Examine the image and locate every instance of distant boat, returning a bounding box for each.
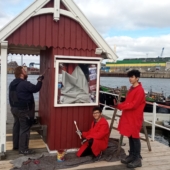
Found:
[99,85,170,114]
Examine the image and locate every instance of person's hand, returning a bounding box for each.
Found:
[37,75,44,81]
[81,139,87,145]
[76,130,82,136]
[113,99,118,106]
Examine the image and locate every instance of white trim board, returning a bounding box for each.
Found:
[55,55,103,60]
[54,55,103,68]
[0,41,8,153]
[54,0,60,21]
[0,0,118,61]
[54,59,100,107]
[45,144,78,154]
[34,8,77,21]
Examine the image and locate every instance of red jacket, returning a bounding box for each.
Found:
[117,83,145,138]
[77,117,109,157]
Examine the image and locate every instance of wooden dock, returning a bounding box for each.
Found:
[0,103,48,169]
[1,105,170,170]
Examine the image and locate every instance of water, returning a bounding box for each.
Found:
[0,74,39,102]
[1,74,170,146]
[141,128,170,147]
[2,75,170,101]
[100,77,170,147]
[100,77,170,97]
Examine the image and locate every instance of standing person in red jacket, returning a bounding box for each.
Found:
[76,106,109,161]
[115,70,145,168]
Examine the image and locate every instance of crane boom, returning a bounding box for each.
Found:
[29,62,40,68]
[160,47,164,58]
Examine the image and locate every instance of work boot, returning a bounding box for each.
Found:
[19,149,35,155]
[121,154,134,164]
[127,157,142,168]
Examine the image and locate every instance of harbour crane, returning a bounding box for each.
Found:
[29,62,40,68]
[158,47,164,58]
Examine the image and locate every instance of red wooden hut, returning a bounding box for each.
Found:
[0,0,117,153]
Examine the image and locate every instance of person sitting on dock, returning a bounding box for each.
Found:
[9,66,44,155]
[76,106,109,161]
[114,70,145,168]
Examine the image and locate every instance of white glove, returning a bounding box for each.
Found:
[81,139,87,145]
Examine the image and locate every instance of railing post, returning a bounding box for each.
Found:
[0,41,8,156]
[151,102,157,141]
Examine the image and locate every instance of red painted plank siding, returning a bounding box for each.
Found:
[43,0,68,10]
[42,48,96,150]
[6,15,98,52]
[40,47,97,150]
[43,0,54,8]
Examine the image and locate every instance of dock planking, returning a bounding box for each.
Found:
[1,105,170,170]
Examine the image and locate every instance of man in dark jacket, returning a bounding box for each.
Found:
[9,66,44,155]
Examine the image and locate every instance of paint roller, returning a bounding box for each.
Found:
[41,67,50,76]
[74,121,82,139]
[37,67,49,81]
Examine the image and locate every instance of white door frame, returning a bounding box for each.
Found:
[0,41,8,153]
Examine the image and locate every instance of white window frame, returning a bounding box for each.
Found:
[54,59,100,107]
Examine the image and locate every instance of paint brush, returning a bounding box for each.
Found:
[42,67,49,76]
[74,121,82,139]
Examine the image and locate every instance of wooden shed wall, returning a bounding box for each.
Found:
[6,9,100,150]
[40,47,98,150]
[6,14,97,51]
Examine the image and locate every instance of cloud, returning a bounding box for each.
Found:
[74,0,170,33]
[73,0,170,59]
[105,35,170,59]
[0,12,13,29]
[1,0,170,62]
[1,0,170,32]
[0,1,34,29]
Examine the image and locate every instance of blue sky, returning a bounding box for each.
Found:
[3,1,34,14]
[0,1,34,20]
[1,0,170,66]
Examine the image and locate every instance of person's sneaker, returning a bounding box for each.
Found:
[19,149,35,155]
[93,152,102,162]
[127,157,142,168]
[121,154,134,164]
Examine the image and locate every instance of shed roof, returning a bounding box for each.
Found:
[0,0,118,61]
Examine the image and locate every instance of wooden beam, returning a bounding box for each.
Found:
[8,45,46,55]
[0,41,8,154]
[54,0,60,21]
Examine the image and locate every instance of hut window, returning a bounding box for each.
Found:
[54,59,100,107]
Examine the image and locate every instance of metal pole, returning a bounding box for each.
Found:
[151,102,157,141]
[21,55,23,66]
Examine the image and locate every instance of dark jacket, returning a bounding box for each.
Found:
[9,78,42,108]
